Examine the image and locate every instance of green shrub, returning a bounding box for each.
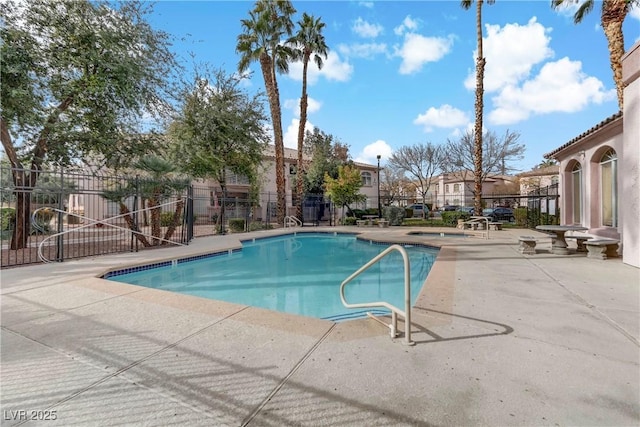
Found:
[365,208,378,216]
[343,216,357,225]
[440,211,469,226]
[0,208,16,231]
[249,221,264,231]
[383,206,405,226]
[160,211,181,227]
[229,218,245,232]
[514,208,528,227]
[348,209,365,219]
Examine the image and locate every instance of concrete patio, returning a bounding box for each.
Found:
[1,227,638,426]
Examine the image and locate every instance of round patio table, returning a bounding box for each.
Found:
[535,225,588,255]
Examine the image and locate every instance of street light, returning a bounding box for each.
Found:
[377,154,382,218]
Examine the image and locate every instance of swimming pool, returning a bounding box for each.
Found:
[106,233,438,321]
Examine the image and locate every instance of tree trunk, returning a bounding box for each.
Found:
[601,0,628,110]
[11,192,30,250]
[259,53,286,226]
[473,0,485,217]
[148,197,161,245]
[120,202,150,247]
[296,54,311,222]
[163,198,185,243]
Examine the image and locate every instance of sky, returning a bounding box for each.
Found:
[147,0,640,172]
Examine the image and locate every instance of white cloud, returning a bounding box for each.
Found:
[283,97,322,117]
[359,1,374,9]
[552,0,583,18]
[352,17,383,38]
[354,140,393,164]
[287,51,353,84]
[464,17,554,93]
[395,33,453,75]
[338,42,388,59]
[394,15,419,36]
[488,57,615,125]
[413,104,470,132]
[631,5,640,21]
[283,118,315,149]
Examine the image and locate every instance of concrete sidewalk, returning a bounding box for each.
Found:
[1,227,638,426]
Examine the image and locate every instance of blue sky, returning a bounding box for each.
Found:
[148,1,640,172]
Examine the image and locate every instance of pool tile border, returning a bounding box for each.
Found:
[101,231,439,282]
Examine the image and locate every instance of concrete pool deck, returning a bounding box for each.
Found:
[1,227,638,426]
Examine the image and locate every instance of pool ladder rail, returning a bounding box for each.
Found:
[284,215,302,228]
[340,244,415,346]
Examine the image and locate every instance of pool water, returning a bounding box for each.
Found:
[107,233,438,321]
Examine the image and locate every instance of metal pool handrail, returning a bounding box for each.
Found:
[284,215,302,227]
[340,244,414,346]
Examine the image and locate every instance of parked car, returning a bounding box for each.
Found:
[487,207,515,222]
[457,206,475,215]
[407,204,429,218]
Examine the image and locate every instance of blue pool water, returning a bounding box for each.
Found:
[107,233,438,321]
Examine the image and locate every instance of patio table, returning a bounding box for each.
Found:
[535,225,588,255]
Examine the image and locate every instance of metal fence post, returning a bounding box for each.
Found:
[55,166,64,262]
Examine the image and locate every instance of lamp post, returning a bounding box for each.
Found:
[377,154,382,218]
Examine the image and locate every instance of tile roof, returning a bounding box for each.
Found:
[544,111,622,159]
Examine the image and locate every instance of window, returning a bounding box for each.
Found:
[571,163,582,224]
[361,171,372,186]
[445,184,449,193]
[600,149,617,227]
[453,184,460,192]
[289,165,297,175]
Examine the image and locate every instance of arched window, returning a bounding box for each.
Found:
[600,149,618,227]
[571,163,582,224]
[361,171,372,186]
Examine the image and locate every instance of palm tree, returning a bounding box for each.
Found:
[552,0,637,110]
[135,155,189,246]
[237,0,296,226]
[461,0,494,218]
[289,13,329,221]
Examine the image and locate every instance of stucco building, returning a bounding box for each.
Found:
[544,40,639,268]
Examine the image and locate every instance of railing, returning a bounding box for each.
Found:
[340,244,414,346]
[284,215,302,228]
[32,201,186,263]
[462,216,490,239]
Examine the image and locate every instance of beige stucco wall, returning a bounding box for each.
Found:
[621,41,640,268]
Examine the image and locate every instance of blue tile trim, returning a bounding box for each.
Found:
[103,260,173,279]
[355,237,439,251]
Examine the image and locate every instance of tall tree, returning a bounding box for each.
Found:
[388,143,446,218]
[289,13,329,221]
[444,129,525,183]
[0,0,177,249]
[461,0,495,220]
[302,127,351,194]
[552,0,637,110]
[168,68,269,232]
[237,0,296,226]
[323,165,366,218]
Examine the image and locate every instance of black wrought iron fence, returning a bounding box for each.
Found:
[481,184,559,228]
[1,166,190,268]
